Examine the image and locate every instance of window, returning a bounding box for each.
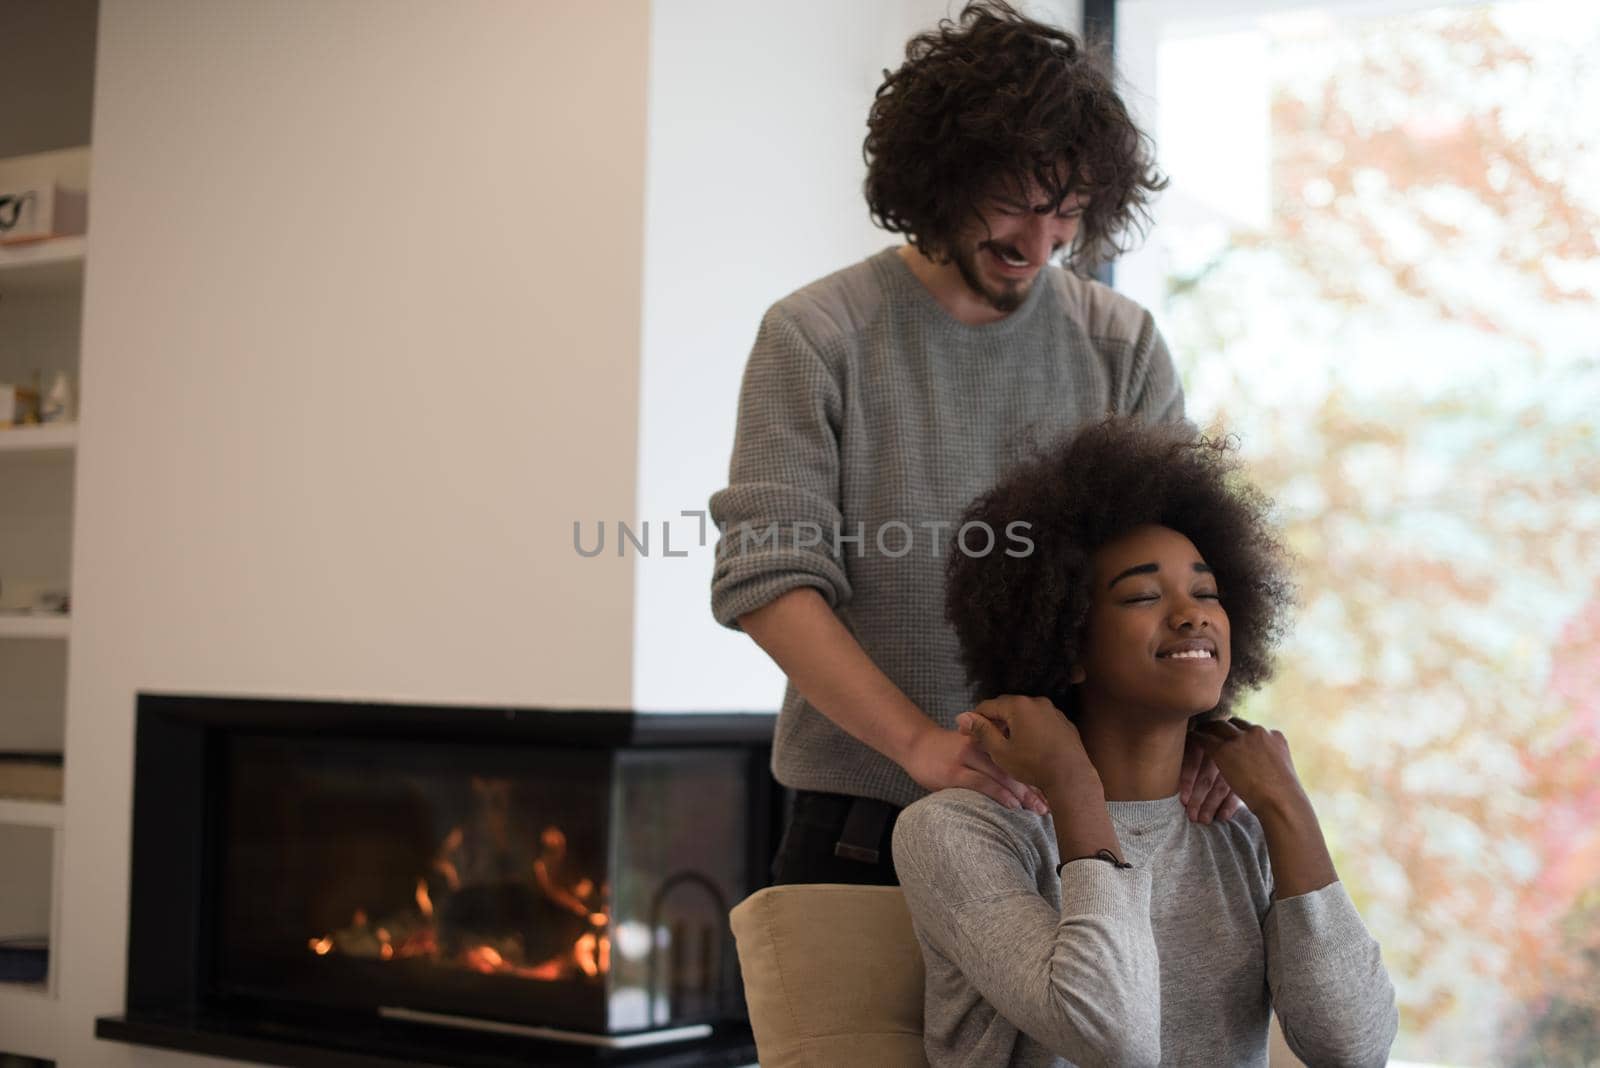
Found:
[1115,2,1600,1063]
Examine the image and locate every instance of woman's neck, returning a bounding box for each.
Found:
[1074,709,1190,802]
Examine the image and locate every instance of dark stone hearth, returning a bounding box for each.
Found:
[98,693,778,1068]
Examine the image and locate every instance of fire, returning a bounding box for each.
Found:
[415,878,434,918]
[306,817,612,981]
[574,933,598,978]
[463,944,504,973]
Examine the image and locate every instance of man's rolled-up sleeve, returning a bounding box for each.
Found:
[709,308,852,630]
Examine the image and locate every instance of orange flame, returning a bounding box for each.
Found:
[575,932,598,977]
[463,944,504,973]
[304,820,612,981]
[415,878,434,919]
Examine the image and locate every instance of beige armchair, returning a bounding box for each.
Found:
[729,884,930,1068]
[730,882,1312,1067]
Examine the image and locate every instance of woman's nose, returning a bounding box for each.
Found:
[1169,597,1209,630]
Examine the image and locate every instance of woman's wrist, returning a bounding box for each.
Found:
[1253,789,1338,898]
[1041,762,1105,809]
[1249,783,1316,831]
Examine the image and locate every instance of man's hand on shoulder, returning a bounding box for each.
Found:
[906,718,1050,815]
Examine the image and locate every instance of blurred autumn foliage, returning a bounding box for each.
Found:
[1147,3,1600,1063]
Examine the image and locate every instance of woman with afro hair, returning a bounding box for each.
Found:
[892,417,1398,1067]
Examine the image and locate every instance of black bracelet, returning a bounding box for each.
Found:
[1055,849,1134,877]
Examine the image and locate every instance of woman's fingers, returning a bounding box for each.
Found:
[968,705,1013,739]
[1194,717,1245,740]
[956,712,1047,815]
[961,711,1002,749]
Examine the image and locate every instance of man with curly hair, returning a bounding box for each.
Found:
[709,1,1237,884]
[891,417,1399,1066]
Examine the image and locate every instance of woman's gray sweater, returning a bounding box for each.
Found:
[892,788,1399,1067]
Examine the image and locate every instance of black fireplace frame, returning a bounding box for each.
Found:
[95,692,780,1068]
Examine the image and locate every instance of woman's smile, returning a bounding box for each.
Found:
[1157,637,1218,663]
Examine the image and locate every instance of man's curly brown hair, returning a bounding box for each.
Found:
[944,417,1295,722]
[864,0,1168,272]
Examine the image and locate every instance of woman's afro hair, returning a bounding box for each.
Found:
[944,417,1295,720]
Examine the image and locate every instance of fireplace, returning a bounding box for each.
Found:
[96,693,779,1068]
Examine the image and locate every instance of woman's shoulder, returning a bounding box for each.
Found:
[897,790,1052,869]
[901,786,1035,832]
[1202,804,1275,897]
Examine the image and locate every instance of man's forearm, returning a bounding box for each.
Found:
[737,587,931,765]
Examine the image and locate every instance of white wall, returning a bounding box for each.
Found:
[632,0,1083,712]
[59,2,649,1063]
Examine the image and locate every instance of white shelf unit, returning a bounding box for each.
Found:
[0,799,63,828]
[0,978,59,1064]
[0,234,87,267]
[0,423,78,453]
[0,814,63,1035]
[0,164,87,1060]
[0,615,70,640]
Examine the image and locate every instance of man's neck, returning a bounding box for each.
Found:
[1074,709,1189,802]
[896,244,1015,327]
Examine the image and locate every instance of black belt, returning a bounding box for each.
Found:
[833,795,899,865]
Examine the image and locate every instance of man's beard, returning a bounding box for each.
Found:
[952,242,1030,313]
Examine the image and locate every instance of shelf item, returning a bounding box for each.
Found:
[0,181,87,246]
[0,754,64,806]
[0,937,48,984]
[0,615,70,640]
[0,423,77,453]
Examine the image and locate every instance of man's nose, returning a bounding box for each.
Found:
[1019,213,1068,263]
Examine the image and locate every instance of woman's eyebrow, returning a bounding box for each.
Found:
[1107,562,1158,590]
[1107,561,1213,590]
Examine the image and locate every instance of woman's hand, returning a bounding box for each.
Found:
[1192,717,1337,897]
[960,702,1245,824]
[954,695,1099,806]
[1190,717,1308,819]
[904,720,1051,814]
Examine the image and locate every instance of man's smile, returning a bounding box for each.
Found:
[983,242,1037,275]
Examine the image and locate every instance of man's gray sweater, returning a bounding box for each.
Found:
[710,247,1184,807]
[893,788,1400,1067]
